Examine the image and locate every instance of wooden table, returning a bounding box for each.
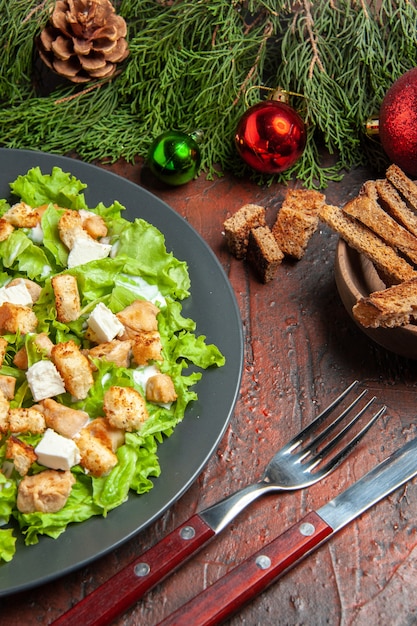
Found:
[2,158,417,625]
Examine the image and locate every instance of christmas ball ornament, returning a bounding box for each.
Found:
[379,67,417,177]
[37,0,129,84]
[148,130,202,186]
[235,100,306,174]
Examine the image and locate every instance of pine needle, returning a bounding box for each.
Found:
[0,0,416,188]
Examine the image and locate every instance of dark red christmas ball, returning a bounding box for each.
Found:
[379,67,417,177]
[235,100,306,174]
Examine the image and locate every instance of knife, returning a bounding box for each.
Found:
[155,436,417,626]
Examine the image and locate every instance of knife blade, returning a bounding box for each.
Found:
[156,436,417,626]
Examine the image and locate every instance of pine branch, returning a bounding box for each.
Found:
[0,0,416,187]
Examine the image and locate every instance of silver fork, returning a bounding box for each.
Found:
[52,380,385,626]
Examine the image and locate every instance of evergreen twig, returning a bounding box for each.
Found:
[0,0,416,188]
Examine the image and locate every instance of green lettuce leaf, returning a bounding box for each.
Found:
[0,529,17,563]
[10,166,88,210]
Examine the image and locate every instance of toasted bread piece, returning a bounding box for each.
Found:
[103,385,149,431]
[223,204,266,259]
[0,218,14,242]
[8,407,46,434]
[375,179,417,239]
[352,276,417,328]
[343,190,417,266]
[386,164,417,212]
[247,226,284,283]
[51,340,94,400]
[76,428,118,476]
[0,389,10,433]
[272,189,325,259]
[319,204,417,284]
[0,337,7,366]
[6,436,37,476]
[0,302,38,334]
[131,331,163,365]
[51,274,81,323]
[3,202,40,228]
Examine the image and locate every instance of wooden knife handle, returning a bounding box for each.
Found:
[157,511,333,626]
[52,513,215,626]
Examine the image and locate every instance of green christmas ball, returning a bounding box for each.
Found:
[147,130,202,186]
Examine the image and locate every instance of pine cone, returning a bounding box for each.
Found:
[37,0,129,84]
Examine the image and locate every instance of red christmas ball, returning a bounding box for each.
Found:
[235,100,306,174]
[379,67,417,177]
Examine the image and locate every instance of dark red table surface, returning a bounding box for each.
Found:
[1,158,417,625]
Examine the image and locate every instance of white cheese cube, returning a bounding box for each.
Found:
[67,237,112,268]
[87,302,125,343]
[26,360,66,401]
[0,281,33,306]
[35,428,81,470]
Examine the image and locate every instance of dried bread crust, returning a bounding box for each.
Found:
[247,225,284,283]
[272,189,325,259]
[343,190,417,266]
[353,277,417,328]
[319,203,417,285]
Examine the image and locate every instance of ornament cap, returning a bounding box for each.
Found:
[270,88,289,103]
[190,129,204,144]
[365,117,379,136]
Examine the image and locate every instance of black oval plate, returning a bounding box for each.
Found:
[0,149,243,596]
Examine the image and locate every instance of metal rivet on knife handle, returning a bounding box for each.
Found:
[180,525,196,540]
[255,555,271,570]
[299,522,315,536]
[134,563,150,577]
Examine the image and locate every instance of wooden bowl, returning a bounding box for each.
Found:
[334,238,417,359]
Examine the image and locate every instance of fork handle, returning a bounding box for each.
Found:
[156,511,333,626]
[51,514,215,626]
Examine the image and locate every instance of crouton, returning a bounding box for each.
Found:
[38,398,89,438]
[0,389,10,433]
[247,225,284,283]
[51,340,94,400]
[7,278,42,303]
[146,374,178,404]
[13,332,54,370]
[103,385,149,431]
[3,202,40,228]
[51,274,81,323]
[6,436,37,476]
[79,211,108,239]
[0,218,14,242]
[76,428,118,476]
[223,204,267,259]
[116,300,160,337]
[131,331,163,366]
[0,302,38,334]
[58,209,90,250]
[84,417,125,451]
[8,407,46,434]
[0,337,7,365]
[16,469,75,513]
[0,374,16,399]
[87,339,132,370]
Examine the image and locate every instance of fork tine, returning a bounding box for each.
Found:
[297,389,370,462]
[308,403,386,475]
[286,380,360,453]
